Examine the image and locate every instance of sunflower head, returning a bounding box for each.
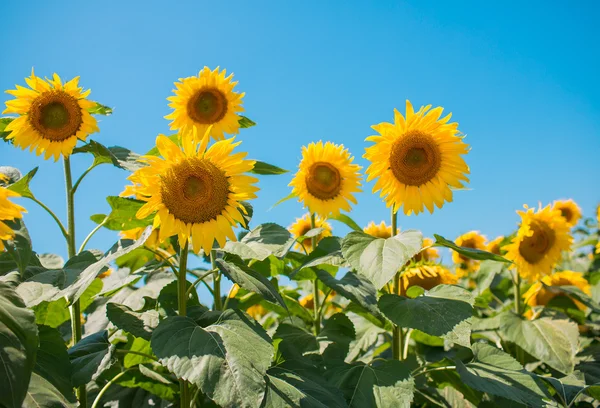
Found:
[364,100,470,215]
[124,128,259,254]
[399,264,457,295]
[246,304,268,320]
[288,214,332,253]
[0,187,26,252]
[363,221,393,239]
[523,271,591,317]
[120,227,175,258]
[452,231,487,277]
[165,67,244,142]
[552,199,582,227]
[3,70,99,161]
[98,268,113,279]
[486,236,505,255]
[505,205,573,281]
[413,237,440,263]
[289,141,362,218]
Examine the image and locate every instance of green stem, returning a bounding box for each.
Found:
[144,246,179,276]
[413,365,456,378]
[513,273,525,364]
[317,288,333,320]
[403,328,413,360]
[72,163,98,195]
[28,196,68,240]
[91,368,136,408]
[64,157,86,406]
[78,217,107,253]
[178,241,191,408]
[310,213,321,336]
[391,208,403,361]
[186,269,217,298]
[116,349,158,361]
[211,250,222,311]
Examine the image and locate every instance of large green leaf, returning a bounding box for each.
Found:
[22,373,76,408]
[34,325,75,402]
[156,279,200,315]
[327,361,414,408]
[7,167,37,199]
[250,161,289,175]
[223,223,295,261]
[68,331,116,387]
[1,218,35,276]
[87,101,113,115]
[106,303,159,341]
[151,310,274,408]
[73,140,143,171]
[433,234,511,263]
[123,337,155,368]
[473,260,504,296]
[538,371,587,406]
[0,282,38,408]
[500,313,579,374]
[91,196,154,231]
[294,237,347,273]
[330,214,362,232]
[342,230,423,290]
[378,285,474,347]
[117,365,178,401]
[456,343,551,406]
[318,313,356,361]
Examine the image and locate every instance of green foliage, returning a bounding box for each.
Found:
[106,303,159,340]
[434,234,511,263]
[73,140,143,171]
[91,196,154,231]
[68,331,115,387]
[250,161,289,175]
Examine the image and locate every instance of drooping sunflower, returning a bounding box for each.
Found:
[290,141,362,217]
[552,199,582,227]
[364,100,470,215]
[289,214,332,253]
[504,205,572,281]
[0,186,26,251]
[399,264,457,295]
[3,70,99,161]
[486,236,505,255]
[413,237,440,262]
[523,270,591,318]
[165,67,244,142]
[452,231,487,277]
[363,221,392,239]
[125,128,259,254]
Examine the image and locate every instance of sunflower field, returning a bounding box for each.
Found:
[0,65,599,408]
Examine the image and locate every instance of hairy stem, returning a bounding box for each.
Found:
[178,241,190,408]
[211,249,222,310]
[91,368,136,408]
[78,216,107,253]
[391,208,403,361]
[310,213,321,336]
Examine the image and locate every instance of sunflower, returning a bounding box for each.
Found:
[486,236,504,255]
[3,70,99,161]
[0,186,26,251]
[523,271,591,318]
[504,205,572,281]
[452,231,487,277]
[98,268,113,279]
[125,128,259,254]
[413,237,440,262]
[399,264,457,295]
[363,221,392,239]
[299,291,340,316]
[289,141,362,217]
[289,214,332,253]
[246,304,268,320]
[552,199,582,227]
[364,100,470,215]
[120,227,176,258]
[165,67,244,142]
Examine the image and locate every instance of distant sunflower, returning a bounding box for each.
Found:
[165,67,244,141]
[552,199,582,227]
[246,304,268,320]
[0,187,26,251]
[364,100,469,215]
[413,237,440,262]
[98,268,113,279]
[3,70,99,161]
[120,227,175,257]
[399,264,457,295]
[363,221,392,239]
[289,214,332,253]
[290,141,362,217]
[523,270,590,318]
[299,291,339,316]
[486,236,504,255]
[504,205,572,281]
[126,128,259,254]
[452,231,487,277]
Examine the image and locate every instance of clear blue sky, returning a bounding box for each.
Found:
[1,0,599,267]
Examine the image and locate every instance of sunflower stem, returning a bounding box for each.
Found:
[391,208,404,361]
[211,249,222,311]
[513,272,525,364]
[91,368,136,408]
[64,157,86,406]
[72,163,99,195]
[178,241,191,408]
[78,216,107,254]
[310,213,321,336]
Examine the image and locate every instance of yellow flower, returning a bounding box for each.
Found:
[288,214,332,253]
[452,231,487,277]
[523,271,591,318]
[125,128,259,254]
[363,221,392,239]
[229,284,240,298]
[413,237,440,262]
[364,100,469,215]
[3,70,99,161]
[486,236,504,255]
[289,141,362,217]
[0,186,26,251]
[98,268,113,279]
[120,227,175,257]
[246,304,267,319]
[165,67,244,142]
[399,264,457,295]
[505,205,572,281]
[552,199,582,227]
[299,291,339,316]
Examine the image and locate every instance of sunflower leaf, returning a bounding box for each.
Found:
[73,140,144,171]
[433,234,511,263]
[0,117,14,143]
[238,116,256,128]
[91,196,153,231]
[250,161,289,175]
[68,330,116,387]
[87,102,113,115]
[7,167,38,199]
[23,373,77,408]
[106,303,159,340]
[331,213,363,232]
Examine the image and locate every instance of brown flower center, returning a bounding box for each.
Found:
[160,158,229,224]
[29,90,82,141]
[560,208,573,223]
[389,130,441,186]
[187,88,228,124]
[519,220,556,264]
[458,238,477,262]
[305,162,341,200]
[401,270,443,295]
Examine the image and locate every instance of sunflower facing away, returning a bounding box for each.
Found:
[289,141,362,217]
[452,231,487,277]
[165,67,244,142]
[364,100,470,215]
[363,221,392,239]
[0,186,26,251]
[413,237,440,263]
[486,236,504,255]
[125,128,259,254]
[3,70,99,161]
[504,205,572,281]
[523,270,591,318]
[289,214,332,253]
[552,199,582,227]
[399,264,457,295]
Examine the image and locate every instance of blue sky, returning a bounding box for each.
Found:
[1,0,599,269]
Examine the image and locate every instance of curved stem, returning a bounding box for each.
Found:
[72,163,98,195]
[145,246,178,276]
[403,328,413,360]
[222,282,238,311]
[211,250,222,311]
[115,349,158,362]
[186,269,217,298]
[413,365,456,378]
[317,288,333,320]
[91,368,136,408]
[391,208,403,361]
[78,217,107,254]
[310,213,321,336]
[28,196,68,240]
[178,241,191,408]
